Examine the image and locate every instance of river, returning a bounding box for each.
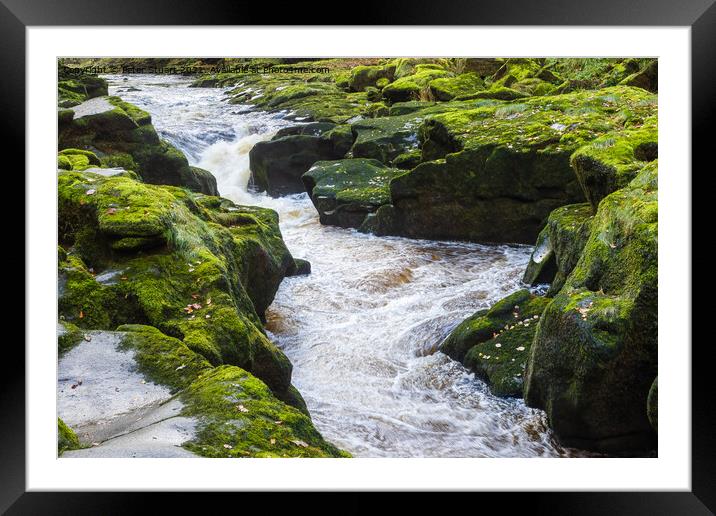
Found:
[106,74,577,458]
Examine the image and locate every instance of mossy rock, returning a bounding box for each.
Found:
[289,258,311,276]
[249,128,354,196]
[302,158,403,228]
[57,320,85,354]
[348,64,396,92]
[367,86,656,244]
[58,71,108,106]
[117,324,213,391]
[58,148,102,170]
[381,64,449,103]
[58,96,217,195]
[180,366,349,457]
[441,289,549,397]
[571,116,657,212]
[524,163,658,454]
[57,170,297,400]
[619,60,658,93]
[222,73,372,124]
[523,203,594,295]
[428,73,485,101]
[456,86,530,101]
[350,114,424,164]
[58,418,80,455]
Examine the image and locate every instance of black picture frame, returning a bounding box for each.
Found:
[7,0,709,512]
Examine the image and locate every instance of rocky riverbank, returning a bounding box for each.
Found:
[57,70,347,457]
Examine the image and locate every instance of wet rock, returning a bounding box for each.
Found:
[302,159,403,228]
[524,163,658,455]
[523,203,593,295]
[441,289,549,397]
[289,258,311,276]
[249,126,355,196]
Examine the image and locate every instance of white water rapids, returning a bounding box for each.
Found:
[106,74,579,457]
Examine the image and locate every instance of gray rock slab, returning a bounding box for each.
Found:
[70,97,114,119]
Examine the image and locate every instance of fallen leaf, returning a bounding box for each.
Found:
[270,438,276,445]
[106,208,117,215]
[79,310,84,319]
[175,364,186,371]
[83,334,92,342]
[236,404,249,413]
[291,440,309,448]
[223,444,233,449]
[86,189,96,195]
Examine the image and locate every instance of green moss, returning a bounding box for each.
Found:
[367,86,656,243]
[181,366,350,457]
[524,163,658,453]
[441,289,550,397]
[58,72,108,106]
[523,203,594,294]
[428,73,485,101]
[57,320,84,354]
[571,116,657,211]
[58,418,80,455]
[302,158,403,228]
[117,324,212,391]
[381,65,449,103]
[348,64,395,92]
[108,96,152,125]
[58,98,217,195]
[58,170,297,399]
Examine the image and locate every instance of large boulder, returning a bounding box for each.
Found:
[441,289,549,397]
[365,86,656,244]
[249,125,354,196]
[524,162,658,454]
[58,169,295,400]
[523,203,594,295]
[302,158,403,228]
[59,96,218,195]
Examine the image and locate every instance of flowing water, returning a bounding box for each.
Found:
[106,74,576,457]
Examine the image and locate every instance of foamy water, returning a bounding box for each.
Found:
[106,74,577,457]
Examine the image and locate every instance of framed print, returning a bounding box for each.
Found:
[6,0,711,512]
